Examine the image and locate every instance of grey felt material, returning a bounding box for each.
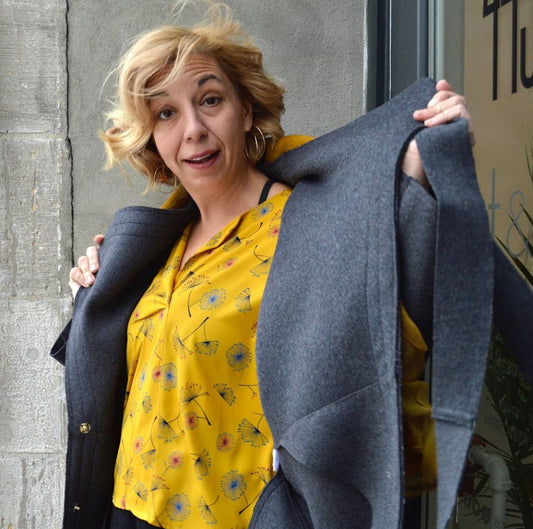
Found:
[398,175,437,341]
[416,119,493,529]
[51,202,199,529]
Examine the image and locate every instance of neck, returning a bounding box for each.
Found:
[188,167,268,239]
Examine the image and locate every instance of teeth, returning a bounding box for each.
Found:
[190,152,214,162]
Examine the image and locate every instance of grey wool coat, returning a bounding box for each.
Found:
[51,78,533,529]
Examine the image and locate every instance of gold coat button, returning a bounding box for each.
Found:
[73,504,81,512]
[79,422,91,434]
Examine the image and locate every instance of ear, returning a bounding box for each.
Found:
[243,99,253,132]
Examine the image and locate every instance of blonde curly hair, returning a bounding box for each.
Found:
[100,2,285,189]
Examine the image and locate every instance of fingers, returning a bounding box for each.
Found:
[94,233,105,247]
[68,267,82,300]
[435,79,453,92]
[412,80,475,145]
[420,96,468,126]
[68,265,89,300]
[68,235,103,299]
[86,245,100,273]
[75,252,96,286]
[413,93,466,122]
[90,234,104,272]
[68,255,95,300]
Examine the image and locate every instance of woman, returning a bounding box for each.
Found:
[54,3,495,529]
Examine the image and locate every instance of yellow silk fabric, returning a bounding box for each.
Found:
[113,190,291,528]
[401,305,437,496]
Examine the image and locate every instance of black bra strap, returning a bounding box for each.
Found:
[258,179,275,205]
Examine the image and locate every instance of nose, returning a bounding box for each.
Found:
[183,107,207,142]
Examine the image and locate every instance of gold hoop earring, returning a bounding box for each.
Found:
[244,124,266,163]
[153,166,164,182]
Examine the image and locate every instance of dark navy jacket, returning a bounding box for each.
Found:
[51,79,532,529]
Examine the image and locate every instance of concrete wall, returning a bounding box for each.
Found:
[0,1,369,526]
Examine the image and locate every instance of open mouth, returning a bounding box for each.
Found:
[185,151,219,165]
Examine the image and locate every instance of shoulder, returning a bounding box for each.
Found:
[268,181,292,199]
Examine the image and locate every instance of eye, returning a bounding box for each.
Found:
[202,95,221,107]
[157,108,175,121]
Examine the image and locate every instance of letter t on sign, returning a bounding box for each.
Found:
[488,169,500,235]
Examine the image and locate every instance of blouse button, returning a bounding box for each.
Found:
[79,422,91,434]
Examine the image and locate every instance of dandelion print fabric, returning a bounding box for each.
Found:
[112,190,291,528]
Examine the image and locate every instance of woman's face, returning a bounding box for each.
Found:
[149,54,253,195]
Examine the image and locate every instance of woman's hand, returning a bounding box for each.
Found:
[402,79,475,187]
[68,234,104,300]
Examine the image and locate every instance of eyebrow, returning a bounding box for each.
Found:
[198,74,223,87]
[147,74,224,100]
[147,91,168,100]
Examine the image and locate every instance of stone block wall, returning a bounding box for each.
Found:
[0,1,71,527]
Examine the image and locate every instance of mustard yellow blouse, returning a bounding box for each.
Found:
[400,306,436,497]
[113,190,291,528]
